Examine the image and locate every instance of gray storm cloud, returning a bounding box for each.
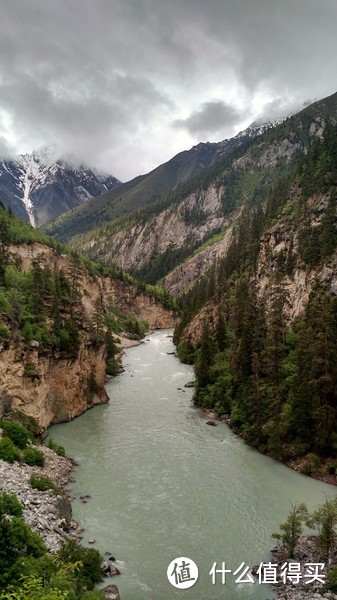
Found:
[173,101,242,138]
[0,0,337,180]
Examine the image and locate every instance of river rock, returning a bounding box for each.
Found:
[102,561,110,575]
[206,420,217,426]
[101,584,120,600]
[88,537,96,544]
[57,495,72,521]
[184,381,195,388]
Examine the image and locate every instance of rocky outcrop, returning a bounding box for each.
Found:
[254,192,337,321]
[100,277,177,329]
[79,184,228,274]
[271,536,337,600]
[1,243,175,429]
[9,243,176,329]
[162,219,236,296]
[0,336,109,429]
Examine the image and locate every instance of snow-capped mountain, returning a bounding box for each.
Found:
[211,118,287,163]
[0,147,121,227]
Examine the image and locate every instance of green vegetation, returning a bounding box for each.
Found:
[0,490,103,598]
[0,492,23,518]
[272,503,308,558]
[22,447,45,468]
[46,439,66,457]
[175,122,337,465]
[29,475,60,494]
[0,418,46,467]
[0,438,21,463]
[0,492,46,589]
[0,421,33,449]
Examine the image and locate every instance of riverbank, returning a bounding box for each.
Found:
[0,446,77,551]
[199,407,337,487]
[0,445,121,599]
[270,536,337,600]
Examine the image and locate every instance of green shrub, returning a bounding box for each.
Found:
[29,474,59,494]
[22,447,45,467]
[106,358,120,376]
[10,411,41,438]
[58,539,103,590]
[0,438,20,463]
[46,438,66,457]
[328,565,337,591]
[0,420,31,449]
[327,462,337,475]
[0,492,23,517]
[300,452,321,475]
[0,515,46,588]
[23,363,40,379]
[0,323,8,340]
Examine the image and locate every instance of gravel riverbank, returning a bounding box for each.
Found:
[0,446,79,551]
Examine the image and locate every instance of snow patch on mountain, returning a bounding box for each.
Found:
[0,147,121,227]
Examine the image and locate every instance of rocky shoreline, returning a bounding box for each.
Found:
[268,537,337,599]
[0,445,121,600]
[0,447,78,552]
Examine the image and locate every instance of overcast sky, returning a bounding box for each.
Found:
[1,0,337,180]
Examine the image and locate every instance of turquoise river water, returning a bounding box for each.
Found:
[49,329,337,600]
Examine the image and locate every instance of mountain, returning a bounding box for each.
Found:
[58,93,337,288]
[0,146,121,227]
[43,122,276,243]
[43,89,337,470]
[170,91,337,472]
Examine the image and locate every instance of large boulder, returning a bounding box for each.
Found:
[101,584,121,600]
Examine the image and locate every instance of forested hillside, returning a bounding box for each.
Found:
[56,92,337,292]
[43,121,274,246]
[174,116,337,473]
[0,203,176,428]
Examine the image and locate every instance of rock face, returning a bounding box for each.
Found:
[162,218,236,296]
[0,338,109,429]
[79,184,229,277]
[181,186,337,345]
[0,243,176,429]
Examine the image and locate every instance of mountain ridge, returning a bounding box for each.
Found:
[0,147,121,227]
[43,120,278,243]
[60,92,337,290]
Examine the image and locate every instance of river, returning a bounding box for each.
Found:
[49,329,337,600]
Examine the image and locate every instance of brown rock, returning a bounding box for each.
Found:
[101,584,121,600]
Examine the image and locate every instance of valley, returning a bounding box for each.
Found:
[2,89,337,600]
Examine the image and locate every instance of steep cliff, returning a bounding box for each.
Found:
[0,215,176,429]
